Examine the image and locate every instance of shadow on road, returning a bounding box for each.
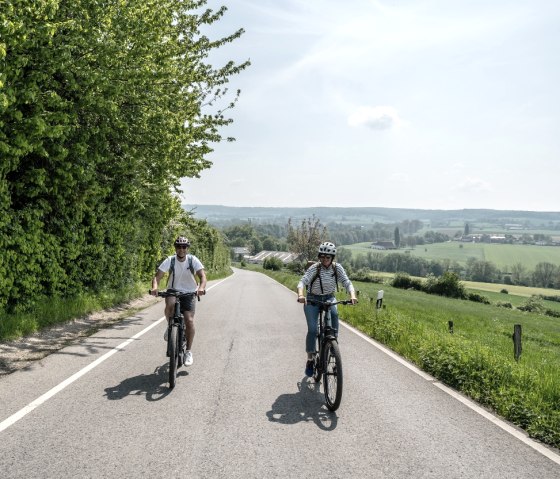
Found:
[104,362,188,401]
[266,378,338,431]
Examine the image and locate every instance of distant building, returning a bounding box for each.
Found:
[370,241,396,250]
[247,251,299,264]
[231,247,251,260]
[490,235,506,243]
[461,234,483,242]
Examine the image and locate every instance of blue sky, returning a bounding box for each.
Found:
[180,0,560,211]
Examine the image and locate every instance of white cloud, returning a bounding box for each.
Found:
[348,106,404,130]
[455,177,492,193]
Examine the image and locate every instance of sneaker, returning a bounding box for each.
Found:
[184,350,193,366]
[163,328,168,341]
[305,360,314,377]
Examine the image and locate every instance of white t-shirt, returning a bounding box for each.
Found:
[158,255,204,293]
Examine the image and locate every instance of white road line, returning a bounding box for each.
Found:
[274,277,560,464]
[0,279,230,433]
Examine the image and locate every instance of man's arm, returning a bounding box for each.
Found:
[150,270,165,296]
[196,269,207,296]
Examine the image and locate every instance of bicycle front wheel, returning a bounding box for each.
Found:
[323,340,343,411]
[168,325,178,389]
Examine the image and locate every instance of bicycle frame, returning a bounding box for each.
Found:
[150,289,199,388]
[307,298,353,411]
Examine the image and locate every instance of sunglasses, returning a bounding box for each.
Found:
[319,254,333,259]
[175,244,188,249]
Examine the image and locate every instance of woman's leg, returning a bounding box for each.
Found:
[303,303,319,357]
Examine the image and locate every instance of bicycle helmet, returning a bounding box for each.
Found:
[317,241,336,257]
[174,236,191,247]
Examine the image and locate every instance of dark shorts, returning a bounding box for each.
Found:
[167,290,197,313]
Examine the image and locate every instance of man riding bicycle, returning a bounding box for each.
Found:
[297,242,357,377]
[150,236,207,366]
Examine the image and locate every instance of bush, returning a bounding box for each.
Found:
[263,257,283,271]
[240,260,246,268]
[500,288,509,294]
[467,292,491,304]
[351,269,385,283]
[496,301,513,309]
[424,272,466,299]
[518,296,545,313]
[392,273,424,291]
[286,261,304,275]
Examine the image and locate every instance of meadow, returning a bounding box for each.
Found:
[343,241,560,271]
[249,265,560,449]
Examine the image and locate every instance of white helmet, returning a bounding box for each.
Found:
[174,236,190,246]
[318,241,336,256]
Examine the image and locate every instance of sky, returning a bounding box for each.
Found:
[180,0,560,212]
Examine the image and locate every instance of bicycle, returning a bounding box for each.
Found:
[149,289,201,389]
[307,298,355,411]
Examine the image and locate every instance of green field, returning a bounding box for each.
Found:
[343,241,560,270]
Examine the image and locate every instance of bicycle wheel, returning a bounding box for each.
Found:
[313,334,322,382]
[323,340,343,411]
[168,325,178,389]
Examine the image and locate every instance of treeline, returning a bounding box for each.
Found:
[221,220,429,254]
[0,1,246,312]
[339,250,560,289]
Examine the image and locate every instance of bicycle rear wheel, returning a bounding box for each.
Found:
[323,340,343,411]
[168,325,178,389]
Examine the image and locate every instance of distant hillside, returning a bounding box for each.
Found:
[184,204,560,228]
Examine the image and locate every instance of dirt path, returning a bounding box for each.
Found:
[0,294,159,377]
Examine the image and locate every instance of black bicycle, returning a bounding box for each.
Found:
[308,298,354,411]
[150,290,199,389]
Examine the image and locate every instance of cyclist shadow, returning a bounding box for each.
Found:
[104,362,188,401]
[266,378,338,431]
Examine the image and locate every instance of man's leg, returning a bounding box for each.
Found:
[183,310,195,350]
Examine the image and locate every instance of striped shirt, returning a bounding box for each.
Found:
[297,262,354,295]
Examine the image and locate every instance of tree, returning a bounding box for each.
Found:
[0,1,248,310]
[464,223,470,235]
[511,262,527,285]
[287,216,327,261]
[394,227,401,248]
[533,262,556,288]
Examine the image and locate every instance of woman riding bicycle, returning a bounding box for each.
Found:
[297,242,357,377]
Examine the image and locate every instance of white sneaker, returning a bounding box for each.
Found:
[184,350,193,366]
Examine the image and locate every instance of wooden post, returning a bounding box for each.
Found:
[375,290,384,320]
[513,324,522,362]
[448,320,454,334]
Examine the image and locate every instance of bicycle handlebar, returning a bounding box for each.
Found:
[149,289,206,301]
[306,298,357,307]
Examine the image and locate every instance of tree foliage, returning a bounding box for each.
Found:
[286,216,328,261]
[0,1,247,311]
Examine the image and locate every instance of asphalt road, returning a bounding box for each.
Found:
[1,268,559,478]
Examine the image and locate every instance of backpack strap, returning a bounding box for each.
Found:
[169,256,176,288]
[308,262,324,294]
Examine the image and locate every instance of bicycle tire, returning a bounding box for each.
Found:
[323,339,343,411]
[168,325,178,389]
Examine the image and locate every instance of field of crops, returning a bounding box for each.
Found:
[343,241,560,270]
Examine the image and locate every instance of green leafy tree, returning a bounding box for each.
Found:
[0,1,248,311]
[287,216,328,261]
